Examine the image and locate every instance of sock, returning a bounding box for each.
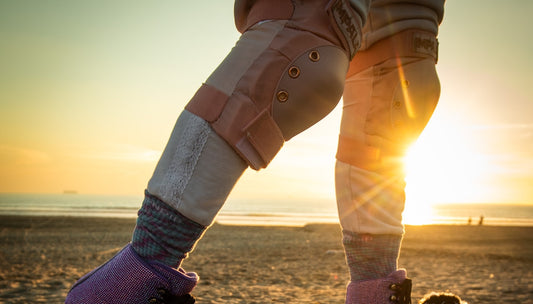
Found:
[132,191,207,268]
[342,230,402,282]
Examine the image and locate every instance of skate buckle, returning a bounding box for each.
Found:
[389,278,412,304]
[148,288,195,304]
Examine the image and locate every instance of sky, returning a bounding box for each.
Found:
[1,1,532,209]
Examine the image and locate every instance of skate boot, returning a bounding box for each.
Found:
[346,269,412,304]
[65,244,197,304]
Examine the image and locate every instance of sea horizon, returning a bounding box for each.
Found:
[1,192,532,227]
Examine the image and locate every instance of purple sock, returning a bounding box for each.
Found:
[131,191,207,268]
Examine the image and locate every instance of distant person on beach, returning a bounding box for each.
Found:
[66,1,445,304]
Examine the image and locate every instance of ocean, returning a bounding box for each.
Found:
[1,193,532,227]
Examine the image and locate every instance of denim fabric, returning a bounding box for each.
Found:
[358,0,445,50]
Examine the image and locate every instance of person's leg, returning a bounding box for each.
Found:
[338,53,440,304]
[65,95,247,304]
[337,1,444,303]
[131,110,248,268]
[66,1,368,303]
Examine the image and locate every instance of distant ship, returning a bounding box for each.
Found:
[63,190,78,194]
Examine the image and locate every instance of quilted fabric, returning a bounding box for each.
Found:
[345,269,412,304]
[65,244,198,304]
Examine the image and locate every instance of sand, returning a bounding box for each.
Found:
[0,215,532,304]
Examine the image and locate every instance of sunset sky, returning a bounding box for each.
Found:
[1,1,532,210]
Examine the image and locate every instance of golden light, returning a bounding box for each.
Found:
[402,117,489,225]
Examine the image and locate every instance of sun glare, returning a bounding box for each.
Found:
[402,118,489,225]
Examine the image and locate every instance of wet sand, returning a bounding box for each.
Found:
[0,215,532,303]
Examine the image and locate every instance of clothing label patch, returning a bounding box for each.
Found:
[413,32,438,59]
[329,0,360,57]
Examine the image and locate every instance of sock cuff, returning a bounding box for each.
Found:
[342,230,403,245]
[342,230,403,282]
[142,191,206,231]
[132,192,207,268]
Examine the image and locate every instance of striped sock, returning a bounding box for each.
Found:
[131,191,207,268]
[342,230,402,282]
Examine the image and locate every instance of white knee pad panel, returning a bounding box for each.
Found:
[335,160,406,235]
[147,111,247,226]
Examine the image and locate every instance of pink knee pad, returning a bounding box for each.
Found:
[186,0,363,170]
[337,30,440,174]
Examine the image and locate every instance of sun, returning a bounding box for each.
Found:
[401,117,488,225]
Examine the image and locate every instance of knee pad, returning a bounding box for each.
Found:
[186,0,363,170]
[337,30,440,174]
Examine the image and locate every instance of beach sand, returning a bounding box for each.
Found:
[0,215,532,304]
